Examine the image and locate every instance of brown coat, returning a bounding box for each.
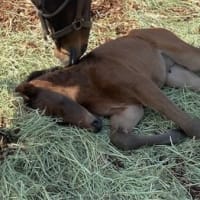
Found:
[16,28,200,150]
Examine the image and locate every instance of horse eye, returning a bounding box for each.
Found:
[55,41,61,48]
[31,0,42,8]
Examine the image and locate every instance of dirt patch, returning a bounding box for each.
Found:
[105,154,125,169]
[0,127,22,161]
[1,0,136,34]
[171,158,200,199]
[91,0,123,19]
[0,0,38,31]
[1,0,124,31]
[0,116,21,161]
[92,0,138,35]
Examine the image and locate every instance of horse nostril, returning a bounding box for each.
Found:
[91,118,102,132]
[69,48,78,65]
[81,44,87,55]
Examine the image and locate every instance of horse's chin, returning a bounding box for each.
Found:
[58,56,79,67]
[60,58,70,67]
[54,50,70,66]
[54,47,81,66]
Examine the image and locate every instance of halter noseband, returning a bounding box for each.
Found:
[37,0,92,41]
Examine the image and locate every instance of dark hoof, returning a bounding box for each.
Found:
[166,129,186,144]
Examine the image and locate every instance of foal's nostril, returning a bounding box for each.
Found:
[91,118,102,132]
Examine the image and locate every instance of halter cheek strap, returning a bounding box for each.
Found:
[51,19,91,40]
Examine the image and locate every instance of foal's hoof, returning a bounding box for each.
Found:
[185,118,200,139]
[165,129,186,144]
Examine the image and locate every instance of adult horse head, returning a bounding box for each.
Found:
[31,0,92,65]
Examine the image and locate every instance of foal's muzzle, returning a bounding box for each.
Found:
[91,118,102,133]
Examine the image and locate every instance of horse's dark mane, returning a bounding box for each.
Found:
[26,50,100,83]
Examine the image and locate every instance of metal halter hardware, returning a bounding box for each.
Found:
[72,18,84,31]
[37,0,92,41]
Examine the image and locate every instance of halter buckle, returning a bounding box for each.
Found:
[72,18,84,31]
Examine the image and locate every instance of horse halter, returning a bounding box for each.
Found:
[37,0,92,41]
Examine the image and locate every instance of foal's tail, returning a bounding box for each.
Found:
[110,129,186,150]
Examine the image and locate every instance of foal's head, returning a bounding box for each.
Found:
[15,82,102,133]
[31,0,92,65]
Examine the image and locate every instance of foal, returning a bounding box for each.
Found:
[16,28,200,150]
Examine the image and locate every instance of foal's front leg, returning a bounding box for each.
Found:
[132,77,200,138]
[110,105,185,150]
[99,68,200,139]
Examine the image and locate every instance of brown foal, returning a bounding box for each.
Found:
[16,28,200,150]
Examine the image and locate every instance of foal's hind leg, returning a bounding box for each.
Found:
[110,105,185,150]
[166,64,200,91]
[129,28,200,72]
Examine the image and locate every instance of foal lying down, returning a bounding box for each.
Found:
[16,28,200,150]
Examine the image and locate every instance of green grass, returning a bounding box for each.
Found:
[1,0,200,199]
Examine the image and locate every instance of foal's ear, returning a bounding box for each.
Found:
[15,83,39,99]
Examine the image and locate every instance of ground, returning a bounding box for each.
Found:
[0,0,200,199]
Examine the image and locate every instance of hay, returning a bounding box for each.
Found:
[0,0,200,199]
